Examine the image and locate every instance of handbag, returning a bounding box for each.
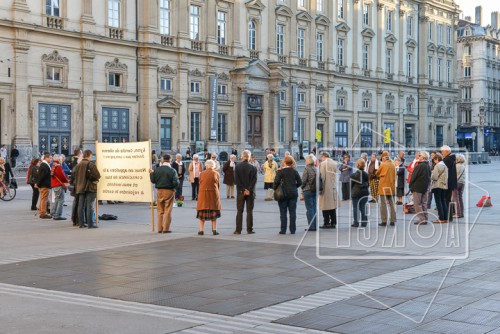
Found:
[54,175,68,190]
[9,178,18,189]
[274,180,286,201]
[264,188,274,201]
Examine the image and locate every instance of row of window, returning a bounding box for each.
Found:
[428,58,454,82]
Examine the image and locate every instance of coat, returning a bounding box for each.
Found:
[319,158,339,210]
[431,161,448,190]
[263,160,278,183]
[396,165,406,189]
[456,162,466,185]
[376,159,396,195]
[338,160,354,183]
[222,160,236,185]
[409,162,431,194]
[37,161,52,189]
[73,159,101,194]
[350,170,369,198]
[188,161,204,183]
[273,167,302,199]
[196,169,221,211]
[443,154,457,190]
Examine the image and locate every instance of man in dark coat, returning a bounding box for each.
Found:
[37,152,53,219]
[171,153,186,200]
[73,150,101,228]
[150,154,179,233]
[10,145,19,168]
[441,145,457,222]
[409,151,431,225]
[234,150,257,234]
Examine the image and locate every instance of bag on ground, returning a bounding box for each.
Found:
[476,195,492,207]
[264,188,274,201]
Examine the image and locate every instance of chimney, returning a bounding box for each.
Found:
[475,6,483,26]
[465,16,472,22]
[492,12,500,30]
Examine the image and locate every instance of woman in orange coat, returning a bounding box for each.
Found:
[196,159,221,235]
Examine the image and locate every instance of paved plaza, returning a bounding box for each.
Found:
[0,162,500,333]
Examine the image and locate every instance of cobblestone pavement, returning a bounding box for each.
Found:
[0,162,499,333]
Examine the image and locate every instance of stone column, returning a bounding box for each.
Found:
[376,87,383,148]
[419,16,429,83]
[352,85,360,149]
[12,29,32,159]
[376,3,384,76]
[81,40,96,151]
[240,90,248,146]
[12,0,30,21]
[80,0,95,33]
[206,0,218,53]
[137,48,159,148]
[418,90,429,147]
[398,91,404,145]
[352,0,360,72]
[177,0,190,48]
[398,9,405,80]
[178,62,190,150]
[309,85,317,145]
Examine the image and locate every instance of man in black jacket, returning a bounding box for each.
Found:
[73,150,101,228]
[171,153,186,200]
[441,145,457,222]
[150,154,179,233]
[37,152,52,219]
[234,150,257,234]
[409,151,431,225]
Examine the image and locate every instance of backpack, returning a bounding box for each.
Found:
[29,165,39,185]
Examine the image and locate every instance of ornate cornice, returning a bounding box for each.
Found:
[218,72,230,81]
[105,58,127,70]
[42,50,68,64]
[158,64,177,75]
[189,68,205,77]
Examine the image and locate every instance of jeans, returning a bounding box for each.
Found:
[78,192,97,227]
[342,182,350,200]
[30,184,39,210]
[51,186,65,218]
[175,178,184,199]
[303,191,317,230]
[432,188,448,221]
[456,183,465,217]
[235,190,254,233]
[191,178,199,200]
[352,196,368,226]
[413,191,428,223]
[278,197,298,233]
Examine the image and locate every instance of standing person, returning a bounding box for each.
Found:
[196,159,221,235]
[68,149,82,171]
[274,156,301,234]
[50,154,69,220]
[300,155,317,232]
[3,159,14,186]
[367,153,380,203]
[360,152,368,163]
[149,154,179,233]
[350,159,370,227]
[440,145,457,222]
[0,158,6,198]
[203,148,209,162]
[222,154,237,199]
[426,151,437,210]
[407,152,421,184]
[60,154,71,177]
[249,154,261,174]
[409,151,432,225]
[151,150,159,169]
[263,154,278,200]
[398,151,406,166]
[0,145,7,160]
[231,145,238,158]
[394,158,406,205]
[431,153,449,224]
[319,152,339,229]
[171,154,186,200]
[339,154,354,201]
[234,150,257,235]
[26,158,40,211]
[189,154,203,200]
[73,150,101,229]
[37,152,53,219]
[185,147,191,160]
[10,145,19,168]
[454,154,466,219]
[376,151,396,226]
[210,153,221,173]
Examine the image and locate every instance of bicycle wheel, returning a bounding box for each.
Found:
[0,186,16,201]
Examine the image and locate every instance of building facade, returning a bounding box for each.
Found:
[0,0,460,161]
[457,14,500,152]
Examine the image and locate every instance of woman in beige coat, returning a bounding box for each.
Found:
[318,152,339,228]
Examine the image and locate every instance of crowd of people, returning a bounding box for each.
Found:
[3,143,466,234]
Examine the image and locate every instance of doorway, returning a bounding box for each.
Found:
[247,112,262,148]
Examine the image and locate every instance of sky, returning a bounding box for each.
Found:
[455,0,498,26]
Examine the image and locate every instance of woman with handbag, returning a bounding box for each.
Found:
[222,154,237,199]
[263,154,278,201]
[273,156,302,234]
[350,159,370,227]
[301,155,318,231]
[26,158,40,211]
[50,154,70,220]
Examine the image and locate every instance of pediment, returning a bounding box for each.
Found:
[385,34,398,44]
[315,15,331,26]
[189,68,205,77]
[446,47,456,56]
[296,11,313,22]
[232,59,271,78]
[336,22,351,33]
[42,50,68,64]
[405,39,417,48]
[157,96,181,109]
[427,43,436,52]
[105,58,127,70]
[361,28,375,39]
[437,45,446,54]
[276,5,293,18]
[158,64,177,75]
[316,108,330,117]
[245,0,265,12]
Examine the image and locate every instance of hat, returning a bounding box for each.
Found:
[380,151,389,160]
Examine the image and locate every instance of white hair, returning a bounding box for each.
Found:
[205,159,215,169]
[242,150,251,160]
[176,153,182,159]
[420,151,429,160]
[440,145,451,153]
[52,154,60,162]
[305,155,315,165]
[267,154,274,159]
[193,154,199,159]
[230,154,236,160]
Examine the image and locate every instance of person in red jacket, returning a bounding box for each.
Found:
[50,154,70,220]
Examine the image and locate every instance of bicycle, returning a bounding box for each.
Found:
[0,180,16,201]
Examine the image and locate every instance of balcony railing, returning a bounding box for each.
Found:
[218,45,229,55]
[109,27,123,39]
[386,73,394,80]
[46,16,63,29]
[364,70,371,77]
[161,35,174,46]
[338,66,346,74]
[299,58,307,67]
[191,40,204,51]
[317,61,325,70]
[249,50,259,60]
[278,55,288,64]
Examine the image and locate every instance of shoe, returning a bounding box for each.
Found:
[53,217,67,220]
[79,226,86,228]
[40,214,52,219]
[432,220,441,223]
[227,196,230,199]
[73,222,78,226]
[332,225,336,229]
[351,224,359,227]
[379,223,387,226]
[233,231,241,235]
[107,201,115,204]
[305,228,317,232]
[88,225,99,229]
[116,201,124,203]
[158,231,163,233]
[369,199,377,203]
[396,201,403,205]
[31,207,37,211]
[361,224,367,227]
[231,196,235,199]
[212,230,219,235]
[390,222,395,226]
[436,220,448,224]
[247,230,255,234]
[198,231,204,235]
[319,224,332,229]
[414,221,428,225]
[279,231,286,234]
[163,231,172,233]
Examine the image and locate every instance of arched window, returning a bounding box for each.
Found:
[249,20,256,50]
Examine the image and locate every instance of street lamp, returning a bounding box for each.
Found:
[479,98,485,152]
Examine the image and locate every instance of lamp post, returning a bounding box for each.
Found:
[479,98,485,153]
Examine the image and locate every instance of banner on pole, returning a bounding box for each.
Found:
[292,84,298,141]
[96,141,153,202]
[384,128,391,144]
[209,75,218,140]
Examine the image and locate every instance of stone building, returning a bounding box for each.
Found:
[0,0,460,161]
[457,10,500,152]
